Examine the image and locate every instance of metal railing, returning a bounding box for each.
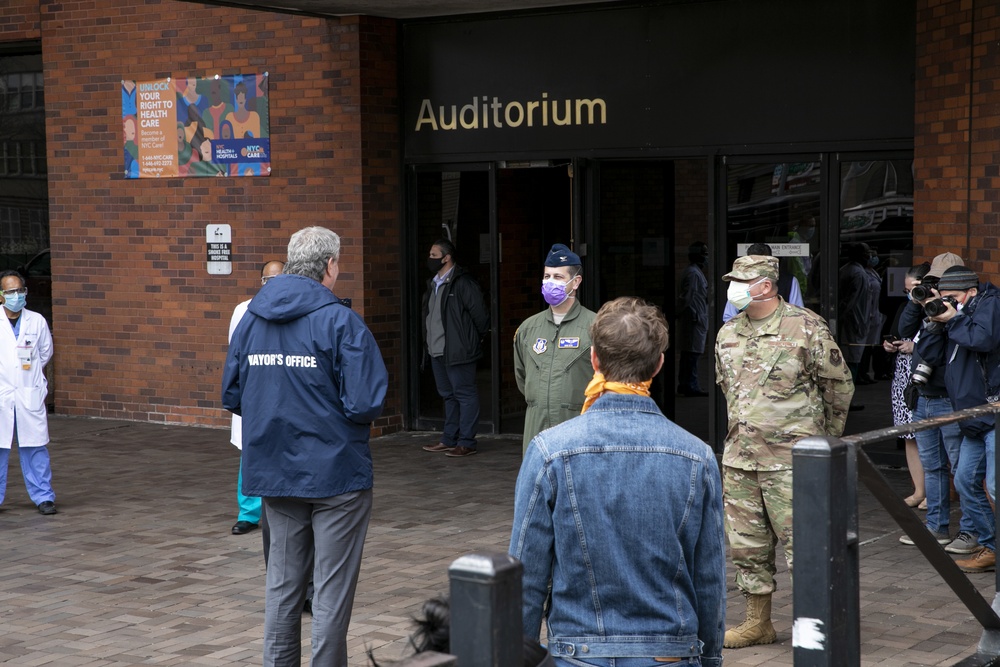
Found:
[793,402,1000,667]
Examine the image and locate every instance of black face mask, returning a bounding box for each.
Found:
[427,257,444,273]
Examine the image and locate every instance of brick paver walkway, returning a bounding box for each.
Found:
[0,415,992,666]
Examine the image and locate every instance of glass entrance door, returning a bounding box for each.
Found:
[495,162,575,435]
[587,159,713,441]
[719,153,914,448]
[723,159,823,314]
[407,161,577,438]
[835,156,914,397]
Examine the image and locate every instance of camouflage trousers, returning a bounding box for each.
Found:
[723,465,794,595]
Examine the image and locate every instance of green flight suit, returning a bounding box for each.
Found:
[513,300,597,453]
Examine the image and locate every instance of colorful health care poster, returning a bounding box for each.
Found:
[122,73,270,178]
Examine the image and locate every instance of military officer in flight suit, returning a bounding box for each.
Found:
[513,244,597,454]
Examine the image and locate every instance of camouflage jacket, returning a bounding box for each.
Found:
[715,298,855,471]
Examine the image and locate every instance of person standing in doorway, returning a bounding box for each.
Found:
[677,241,710,396]
[839,242,882,384]
[223,226,387,666]
[421,239,490,458]
[228,260,284,537]
[715,255,854,648]
[513,243,596,453]
[0,270,56,515]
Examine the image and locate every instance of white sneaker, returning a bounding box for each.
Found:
[899,530,950,546]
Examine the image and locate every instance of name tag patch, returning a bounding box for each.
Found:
[532,338,548,354]
[558,337,580,349]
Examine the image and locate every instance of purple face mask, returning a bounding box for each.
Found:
[542,279,571,306]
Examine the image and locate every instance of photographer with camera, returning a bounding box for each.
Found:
[914,264,1000,573]
[896,257,972,554]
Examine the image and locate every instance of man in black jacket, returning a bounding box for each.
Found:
[421,239,490,457]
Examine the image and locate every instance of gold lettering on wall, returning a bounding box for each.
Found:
[414,94,608,131]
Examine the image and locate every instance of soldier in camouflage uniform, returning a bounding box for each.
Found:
[715,255,854,648]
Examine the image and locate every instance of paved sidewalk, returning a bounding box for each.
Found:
[0,415,993,666]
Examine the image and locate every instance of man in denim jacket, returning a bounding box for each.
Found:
[510,297,726,667]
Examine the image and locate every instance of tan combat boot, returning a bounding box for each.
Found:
[723,592,777,648]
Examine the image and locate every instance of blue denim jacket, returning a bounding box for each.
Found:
[509,394,726,667]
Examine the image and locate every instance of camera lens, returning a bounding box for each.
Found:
[911,363,934,385]
[910,284,932,301]
[924,297,955,318]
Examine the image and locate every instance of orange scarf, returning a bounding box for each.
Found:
[581,372,652,413]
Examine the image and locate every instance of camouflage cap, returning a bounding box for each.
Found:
[722,255,779,282]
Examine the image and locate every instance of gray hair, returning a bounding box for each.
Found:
[285,226,341,282]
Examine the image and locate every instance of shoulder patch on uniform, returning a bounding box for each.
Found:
[533,338,548,354]
[829,348,843,366]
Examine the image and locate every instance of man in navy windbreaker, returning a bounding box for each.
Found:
[915,265,1000,575]
[222,226,388,667]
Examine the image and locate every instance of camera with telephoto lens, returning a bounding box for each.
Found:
[923,296,957,318]
[910,283,935,302]
[911,362,935,385]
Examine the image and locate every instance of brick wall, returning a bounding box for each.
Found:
[0,0,40,40]
[914,0,1000,279]
[357,16,402,436]
[22,0,401,429]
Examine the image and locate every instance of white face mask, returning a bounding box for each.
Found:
[727,280,755,311]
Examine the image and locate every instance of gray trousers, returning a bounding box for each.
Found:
[263,489,373,667]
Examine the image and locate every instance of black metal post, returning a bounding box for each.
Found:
[792,436,859,667]
[448,552,523,667]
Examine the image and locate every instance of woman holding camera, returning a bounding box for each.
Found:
[885,262,930,514]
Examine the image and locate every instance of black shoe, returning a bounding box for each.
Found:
[37,501,56,515]
[231,520,259,535]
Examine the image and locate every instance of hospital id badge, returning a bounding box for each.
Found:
[17,345,31,371]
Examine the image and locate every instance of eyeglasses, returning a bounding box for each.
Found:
[1,287,27,297]
[261,276,274,286]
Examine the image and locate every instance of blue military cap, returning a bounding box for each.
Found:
[545,243,581,267]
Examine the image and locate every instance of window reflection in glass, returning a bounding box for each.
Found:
[726,162,821,310]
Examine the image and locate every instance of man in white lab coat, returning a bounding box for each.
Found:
[0,270,56,515]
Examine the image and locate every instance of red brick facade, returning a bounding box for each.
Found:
[0,1,40,40]
[15,0,401,431]
[914,0,1000,277]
